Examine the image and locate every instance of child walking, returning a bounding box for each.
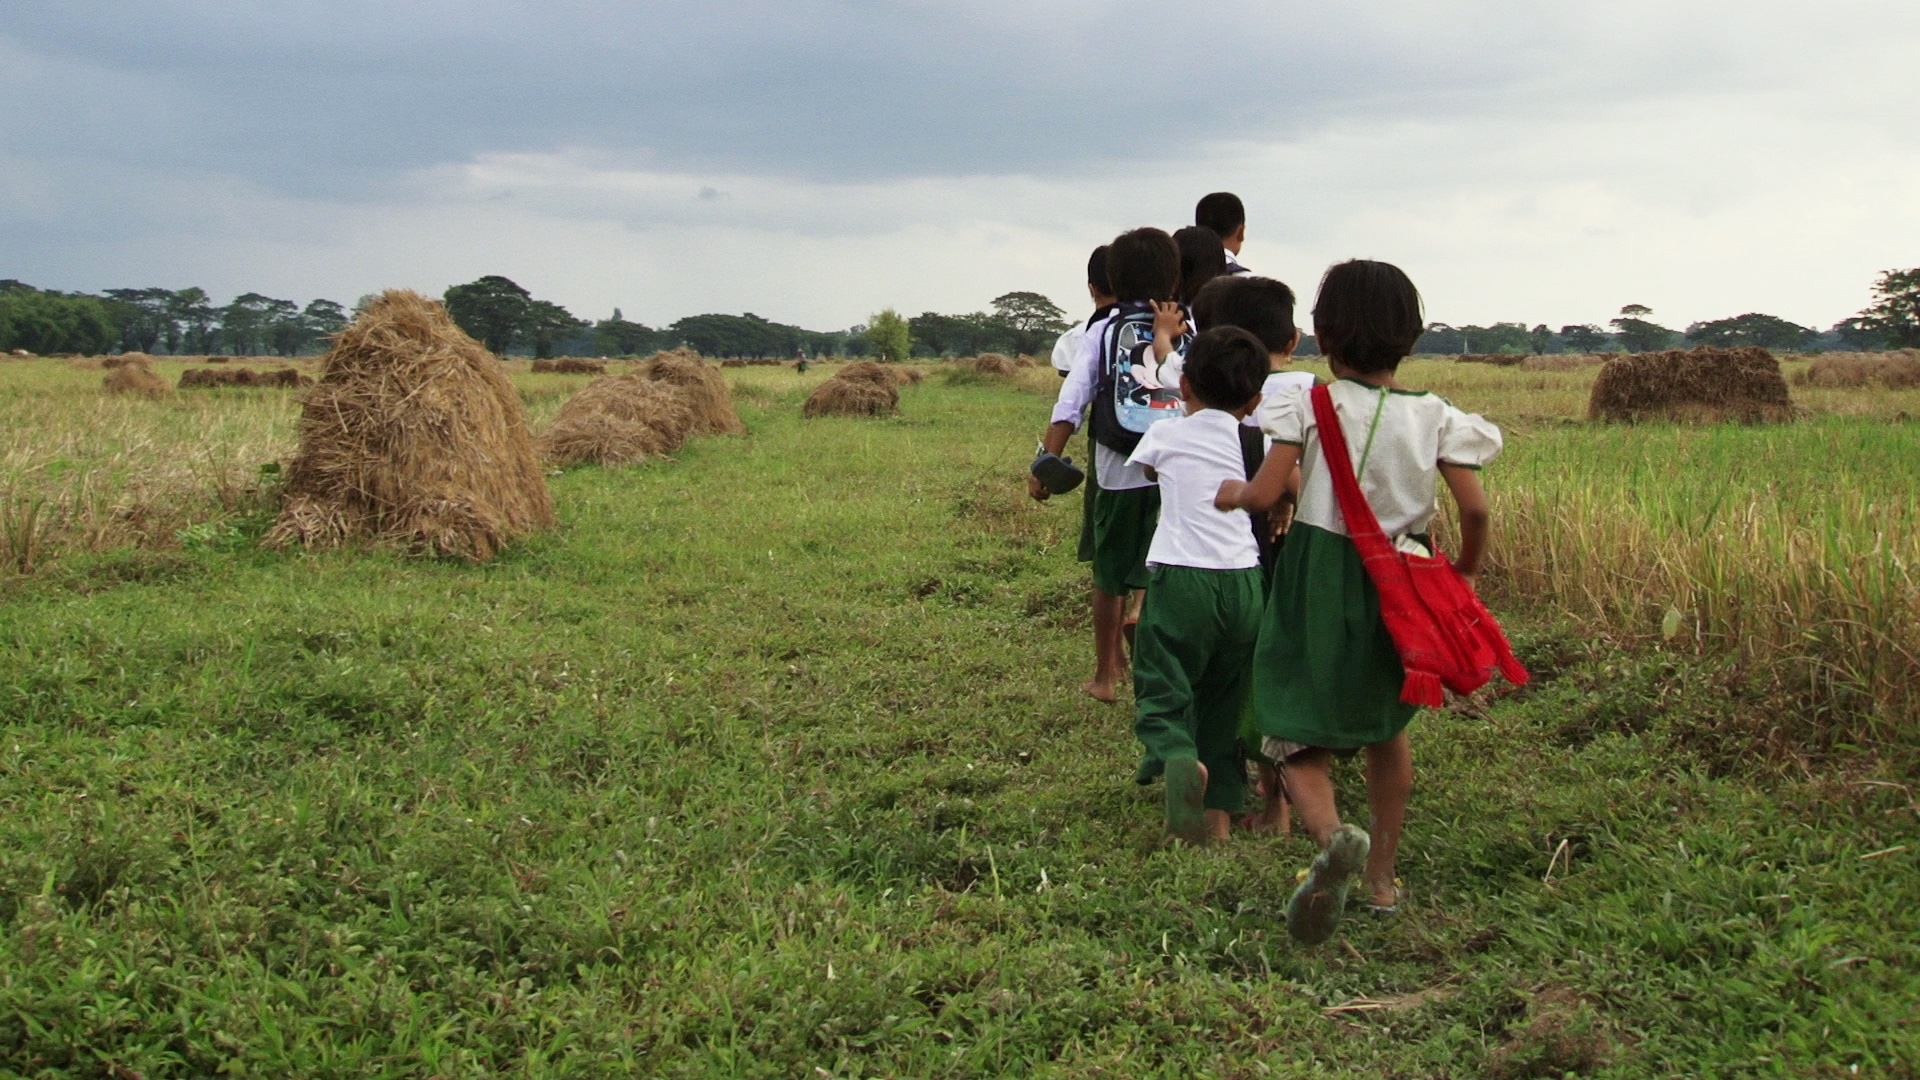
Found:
[1125,327,1272,843]
[1216,259,1503,941]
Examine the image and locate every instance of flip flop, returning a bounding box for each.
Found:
[1031,452,1086,494]
[1361,880,1405,915]
[1285,824,1370,944]
[1163,758,1208,845]
[1134,755,1165,785]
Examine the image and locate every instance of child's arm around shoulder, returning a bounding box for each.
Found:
[1436,400,1502,577]
[1217,443,1299,513]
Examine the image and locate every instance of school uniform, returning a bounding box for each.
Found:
[1052,312,1159,595]
[1054,306,1118,564]
[1223,249,1252,276]
[1251,379,1502,756]
[1125,408,1265,813]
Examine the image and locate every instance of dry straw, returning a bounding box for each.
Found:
[970,354,1023,378]
[1588,346,1794,423]
[263,289,554,562]
[101,358,171,398]
[640,351,747,436]
[1794,351,1920,390]
[531,358,606,375]
[179,367,309,389]
[803,363,900,418]
[540,373,696,466]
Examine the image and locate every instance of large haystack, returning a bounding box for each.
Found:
[641,352,746,436]
[102,358,171,398]
[1794,351,1920,390]
[263,290,554,562]
[970,354,1022,378]
[540,373,696,467]
[835,361,899,388]
[802,373,899,418]
[1588,347,1794,424]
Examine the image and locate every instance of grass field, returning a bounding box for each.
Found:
[1,357,1917,1077]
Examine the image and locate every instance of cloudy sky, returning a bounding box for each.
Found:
[5,1,1917,333]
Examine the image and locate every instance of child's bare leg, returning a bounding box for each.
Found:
[1362,732,1412,905]
[1087,586,1126,703]
[1281,749,1340,847]
[1206,808,1232,842]
[1244,762,1292,834]
[1121,588,1145,662]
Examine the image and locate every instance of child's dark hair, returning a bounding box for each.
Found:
[1087,245,1113,297]
[1192,275,1297,353]
[1183,327,1268,412]
[1172,226,1228,305]
[1312,259,1424,373]
[1106,227,1179,304]
[1195,192,1245,238]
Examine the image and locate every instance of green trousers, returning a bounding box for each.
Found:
[1132,564,1264,812]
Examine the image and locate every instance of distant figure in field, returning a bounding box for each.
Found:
[1196,192,1252,277]
[1217,259,1504,942]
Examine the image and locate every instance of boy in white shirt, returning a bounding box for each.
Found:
[1125,326,1271,843]
[1050,246,1118,377]
[1196,192,1252,276]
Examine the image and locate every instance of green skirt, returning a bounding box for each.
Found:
[1250,522,1417,750]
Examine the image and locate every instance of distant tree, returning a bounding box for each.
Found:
[990,291,1068,354]
[1558,325,1610,352]
[170,288,217,353]
[1856,268,1920,348]
[219,293,291,355]
[1831,316,1889,351]
[302,299,350,351]
[1610,305,1677,353]
[1528,324,1555,354]
[1415,323,1463,354]
[444,275,533,354]
[0,287,115,354]
[1684,313,1816,351]
[867,309,912,362]
[104,288,175,353]
[523,300,587,359]
[593,308,657,356]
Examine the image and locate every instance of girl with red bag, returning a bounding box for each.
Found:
[1215,259,1521,944]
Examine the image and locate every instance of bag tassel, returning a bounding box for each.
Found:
[1400,670,1445,708]
[1498,655,1530,687]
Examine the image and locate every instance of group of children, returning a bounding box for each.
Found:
[1029,193,1504,943]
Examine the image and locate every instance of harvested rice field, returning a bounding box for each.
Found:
[0,351,1916,1076]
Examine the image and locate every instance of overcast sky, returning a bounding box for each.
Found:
[5,1,1917,333]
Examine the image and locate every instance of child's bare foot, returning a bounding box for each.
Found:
[1206,808,1232,842]
[1364,876,1402,912]
[1164,759,1209,845]
[1241,801,1292,835]
[1082,676,1117,703]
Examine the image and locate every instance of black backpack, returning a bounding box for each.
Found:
[1089,302,1188,455]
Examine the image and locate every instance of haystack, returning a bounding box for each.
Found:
[531,358,606,375]
[1588,346,1794,424]
[1794,351,1920,390]
[263,290,553,562]
[971,354,1022,378]
[894,366,925,386]
[834,361,899,388]
[802,372,899,418]
[101,358,171,398]
[179,367,308,389]
[540,373,696,467]
[102,352,152,370]
[641,352,746,436]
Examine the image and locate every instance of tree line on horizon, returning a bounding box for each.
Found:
[2,270,1915,359]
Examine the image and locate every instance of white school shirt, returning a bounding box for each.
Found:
[1153,359,1315,431]
[1049,322,1086,376]
[1223,249,1251,276]
[1258,379,1503,540]
[1126,408,1259,570]
[1049,311,1153,490]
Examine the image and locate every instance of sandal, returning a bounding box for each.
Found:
[1285,824,1369,944]
[1361,880,1405,915]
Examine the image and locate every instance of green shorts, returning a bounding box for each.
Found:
[1091,484,1159,597]
[1076,460,1099,564]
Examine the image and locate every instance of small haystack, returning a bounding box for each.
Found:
[971,354,1022,378]
[641,352,746,436]
[1588,346,1794,424]
[803,371,899,418]
[540,373,696,467]
[263,290,553,562]
[101,358,171,398]
[179,367,309,389]
[894,366,926,386]
[531,358,607,375]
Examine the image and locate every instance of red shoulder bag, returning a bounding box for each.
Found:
[1310,384,1528,707]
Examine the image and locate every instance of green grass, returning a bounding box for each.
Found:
[0,367,1916,1077]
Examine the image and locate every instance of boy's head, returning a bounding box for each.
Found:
[1192,275,1298,356]
[1086,245,1115,306]
[1312,259,1423,374]
[1182,326,1268,412]
[1195,192,1246,253]
[1106,227,1180,304]
[1172,226,1228,306]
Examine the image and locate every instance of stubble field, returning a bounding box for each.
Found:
[0,354,1916,1077]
